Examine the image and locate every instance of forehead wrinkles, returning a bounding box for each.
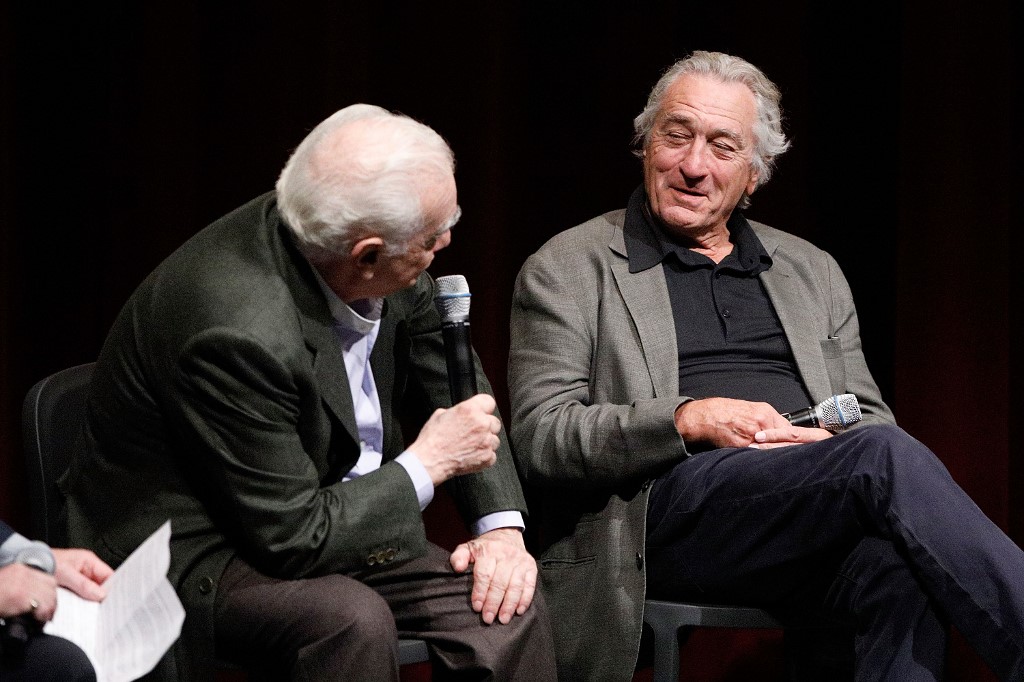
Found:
[656,77,755,140]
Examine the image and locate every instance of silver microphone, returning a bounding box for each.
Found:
[434,275,477,402]
[12,542,56,574]
[783,394,862,430]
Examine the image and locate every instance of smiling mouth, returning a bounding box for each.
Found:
[670,187,706,200]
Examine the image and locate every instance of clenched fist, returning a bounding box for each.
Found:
[410,394,502,485]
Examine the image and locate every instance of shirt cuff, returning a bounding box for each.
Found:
[471,511,526,537]
[395,450,434,511]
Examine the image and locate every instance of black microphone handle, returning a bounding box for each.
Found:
[1,616,36,653]
[441,321,478,403]
[783,406,820,428]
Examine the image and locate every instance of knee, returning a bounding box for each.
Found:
[519,586,552,631]
[55,638,97,682]
[15,635,96,682]
[851,424,947,478]
[311,575,397,643]
[501,588,556,657]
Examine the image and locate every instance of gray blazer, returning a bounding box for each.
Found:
[62,192,527,680]
[508,208,894,681]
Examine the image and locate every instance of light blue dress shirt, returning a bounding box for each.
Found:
[313,272,524,536]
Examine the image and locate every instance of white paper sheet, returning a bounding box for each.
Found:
[44,521,184,682]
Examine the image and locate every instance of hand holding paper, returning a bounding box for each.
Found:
[44,521,184,682]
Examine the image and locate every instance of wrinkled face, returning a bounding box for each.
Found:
[374,174,457,294]
[643,74,760,238]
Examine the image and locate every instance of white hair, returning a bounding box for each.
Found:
[276,104,457,263]
[633,51,791,208]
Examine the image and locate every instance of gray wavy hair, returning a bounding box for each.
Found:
[633,51,790,208]
[276,104,456,263]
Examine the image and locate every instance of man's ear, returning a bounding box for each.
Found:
[745,163,761,196]
[351,237,385,270]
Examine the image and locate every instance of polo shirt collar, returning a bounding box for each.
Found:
[623,185,772,275]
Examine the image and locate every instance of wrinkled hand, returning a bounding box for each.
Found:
[450,528,537,625]
[674,397,792,448]
[410,394,502,486]
[0,563,58,622]
[751,425,833,449]
[53,548,113,601]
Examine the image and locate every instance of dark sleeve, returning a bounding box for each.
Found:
[0,520,14,544]
[399,273,528,522]
[508,246,686,489]
[166,329,427,578]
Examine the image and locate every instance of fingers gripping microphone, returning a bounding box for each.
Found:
[783,393,862,430]
[434,275,478,403]
[1,541,56,653]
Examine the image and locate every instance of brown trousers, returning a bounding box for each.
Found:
[214,543,557,681]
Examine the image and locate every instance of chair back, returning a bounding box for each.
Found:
[21,362,96,546]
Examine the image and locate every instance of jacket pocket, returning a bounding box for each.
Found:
[820,337,847,393]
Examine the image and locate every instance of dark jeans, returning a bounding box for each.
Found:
[214,542,557,681]
[645,424,1024,682]
[0,632,96,682]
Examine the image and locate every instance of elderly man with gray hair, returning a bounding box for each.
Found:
[508,51,1024,680]
[62,104,556,681]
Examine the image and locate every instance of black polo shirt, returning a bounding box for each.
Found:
[622,186,812,414]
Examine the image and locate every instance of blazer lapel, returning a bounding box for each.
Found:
[303,317,360,443]
[272,222,361,446]
[608,228,679,399]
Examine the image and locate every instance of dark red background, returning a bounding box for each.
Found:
[2,2,1020,679]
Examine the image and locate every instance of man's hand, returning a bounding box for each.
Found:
[450,528,537,625]
[674,397,834,449]
[751,425,832,449]
[0,563,58,622]
[53,548,113,601]
[674,397,791,448]
[409,394,502,486]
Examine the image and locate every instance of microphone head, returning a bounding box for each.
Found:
[14,541,56,575]
[817,393,862,430]
[435,274,471,324]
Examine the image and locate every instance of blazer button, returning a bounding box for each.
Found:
[198,576,214,595]
[635,552,644,571]
[367,554,378,566]
[384,548,397,562]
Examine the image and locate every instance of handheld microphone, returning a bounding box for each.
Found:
[434,275,478,403]
[1,541,56,653]
[782,393,862,430]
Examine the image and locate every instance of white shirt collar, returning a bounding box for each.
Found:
[308,263,383,335]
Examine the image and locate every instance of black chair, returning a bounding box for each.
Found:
[21,362,430,670]
[642,598,782,682]
[22,362,95,546]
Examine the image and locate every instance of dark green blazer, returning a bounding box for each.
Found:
[61,192,526,680]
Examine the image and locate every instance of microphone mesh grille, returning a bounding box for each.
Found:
[435,274,471,322]
[819,394,862,429]
[15,542,56,574]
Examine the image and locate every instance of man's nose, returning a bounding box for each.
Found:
[678,139,709,178]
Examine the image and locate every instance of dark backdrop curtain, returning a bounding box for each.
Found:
[1,2,1019,679]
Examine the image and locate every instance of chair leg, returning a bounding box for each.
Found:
[649,622,682,682]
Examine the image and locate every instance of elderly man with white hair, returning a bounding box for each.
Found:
[62,104,556,681]
[509,51,1024,681]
